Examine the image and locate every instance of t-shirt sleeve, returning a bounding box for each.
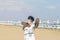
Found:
[30,24,35,29]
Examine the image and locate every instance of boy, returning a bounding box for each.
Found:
[21,16,40,40]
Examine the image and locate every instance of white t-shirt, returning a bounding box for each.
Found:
[24,24,35,34]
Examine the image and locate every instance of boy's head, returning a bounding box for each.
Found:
[27,16,34,24]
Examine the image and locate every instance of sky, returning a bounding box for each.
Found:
[0,0,60,21]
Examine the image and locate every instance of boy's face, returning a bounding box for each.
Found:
[27,19,32,24]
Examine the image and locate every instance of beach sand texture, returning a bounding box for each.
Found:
[0,25,60,40]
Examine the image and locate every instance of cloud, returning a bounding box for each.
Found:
[0,0,25,11]
[0,0,33,13]
[40,0,48,3]
[46,6,56,9]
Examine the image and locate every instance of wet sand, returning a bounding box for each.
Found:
[0,25,60,40]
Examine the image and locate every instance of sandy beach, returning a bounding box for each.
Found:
[0,25,60,40]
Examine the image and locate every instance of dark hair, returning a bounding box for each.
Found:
[28,16,34,22]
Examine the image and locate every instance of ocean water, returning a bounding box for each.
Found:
[0,20,60,29]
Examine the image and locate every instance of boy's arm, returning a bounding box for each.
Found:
[21,22,30,30]
[21,22,30,27]
[34,18,40,28]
